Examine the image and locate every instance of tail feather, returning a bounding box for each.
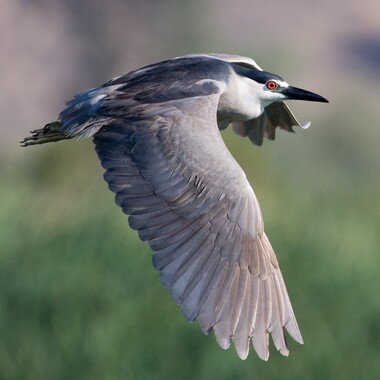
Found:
[20,121,70,147]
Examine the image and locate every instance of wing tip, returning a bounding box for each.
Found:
[235,345,250,360]
[285,320,304,345]
[299,121,311,129]
[214,324,232,350]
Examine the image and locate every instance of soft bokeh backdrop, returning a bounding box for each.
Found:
[1,0,380,379]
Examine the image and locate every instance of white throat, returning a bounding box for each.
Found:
[218,73,264,121]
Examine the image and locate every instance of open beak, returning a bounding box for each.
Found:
[282,86,329,103]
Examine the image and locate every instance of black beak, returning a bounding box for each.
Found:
[282,86,329,103]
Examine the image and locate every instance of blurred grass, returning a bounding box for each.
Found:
[1,119,379,379]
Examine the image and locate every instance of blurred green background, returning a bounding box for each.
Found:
[1,1,380,379]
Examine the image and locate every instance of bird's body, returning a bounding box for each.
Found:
[21,54,328,360]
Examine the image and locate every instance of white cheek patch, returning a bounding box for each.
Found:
[276,80,289,88]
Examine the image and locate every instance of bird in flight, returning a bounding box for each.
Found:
[21,54,328,360]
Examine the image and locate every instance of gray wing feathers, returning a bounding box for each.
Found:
[91,92,302,360]
[229,101,302,146]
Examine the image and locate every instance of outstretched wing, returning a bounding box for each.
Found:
[89,81,302,360]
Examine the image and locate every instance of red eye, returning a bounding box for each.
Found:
[266,80,278,90]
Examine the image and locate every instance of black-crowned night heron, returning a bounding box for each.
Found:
[21,54,328,360]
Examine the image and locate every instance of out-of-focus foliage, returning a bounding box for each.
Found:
[1,1,380,379]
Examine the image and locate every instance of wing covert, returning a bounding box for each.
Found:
[225,101,303,146]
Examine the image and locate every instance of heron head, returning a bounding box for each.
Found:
[244,69,329,104]
[261,78,329,104]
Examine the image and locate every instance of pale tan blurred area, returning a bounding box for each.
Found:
[2,0,380,140]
